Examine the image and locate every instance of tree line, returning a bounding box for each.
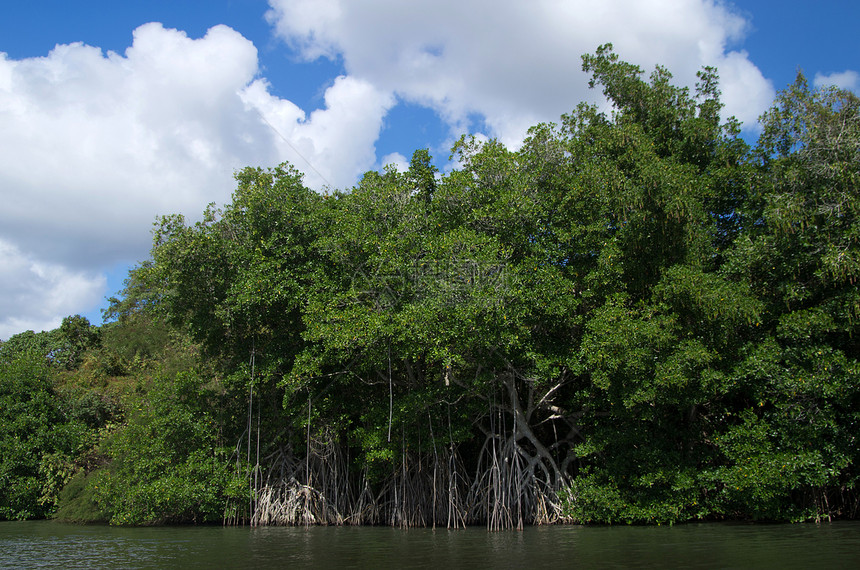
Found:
[2,45,858,526]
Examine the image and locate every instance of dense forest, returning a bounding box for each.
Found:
[2,46,859,528]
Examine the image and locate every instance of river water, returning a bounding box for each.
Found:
[2,521,859,569]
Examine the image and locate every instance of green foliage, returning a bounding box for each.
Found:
[52,470,108,523]
[93,371,245,525]
[0,315,100,371]
[559,57,860,524]
[561,468,704,525]
[4,47,858,527]
[136,49,858,525]
[0,329,62,364]
[0,354,92,520]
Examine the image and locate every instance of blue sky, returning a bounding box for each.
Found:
[0,0,857,339]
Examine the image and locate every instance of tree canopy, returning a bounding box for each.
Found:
[2,45,858,526]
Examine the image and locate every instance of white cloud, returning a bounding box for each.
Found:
[266,0,774,143]
[379,152,409,172]
[718,50,777,127]
[241,75,394,189]
[0,23,388,267]
[0,239,105,340]
[0,3,782,340]
[0,22,394,338]
[0,24,258,269]
[814,70,860,93]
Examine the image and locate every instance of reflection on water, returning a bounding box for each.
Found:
[1,521,860,569]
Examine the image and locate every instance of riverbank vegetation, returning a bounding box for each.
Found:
[2,45,858,527]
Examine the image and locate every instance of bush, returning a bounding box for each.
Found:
[0,353,90,519]
[92,371,245,524]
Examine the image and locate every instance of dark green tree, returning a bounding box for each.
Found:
[65,48,859,527]
[712,74,860,520]
[0,354,90,519]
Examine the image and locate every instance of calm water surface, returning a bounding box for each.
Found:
[2,521,859,569]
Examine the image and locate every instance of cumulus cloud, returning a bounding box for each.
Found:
[266,0,774,142]
[379,152,410,173]
[814,70,860,93]
[0,3,781,339]
[0,239,105,340]
[241,74,394,189]
[0,22,393,338]
[1,25,260,268]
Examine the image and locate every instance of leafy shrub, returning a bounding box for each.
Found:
[92,370,245,524]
